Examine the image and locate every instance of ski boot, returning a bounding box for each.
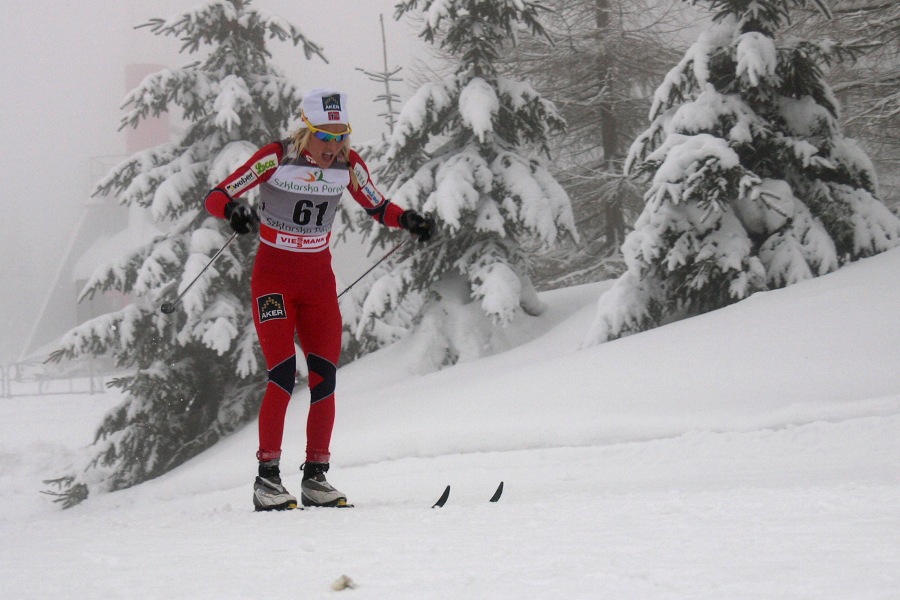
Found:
[253,459,298,511]
[300,462,351,507]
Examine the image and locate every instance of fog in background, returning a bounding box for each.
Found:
[0,1,424,363]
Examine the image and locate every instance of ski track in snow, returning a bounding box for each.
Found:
[1,249,899,599]
[1,416,897,600]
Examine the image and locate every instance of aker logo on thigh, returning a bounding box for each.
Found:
[257,293,287,322]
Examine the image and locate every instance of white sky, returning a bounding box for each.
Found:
[0,0,426,362]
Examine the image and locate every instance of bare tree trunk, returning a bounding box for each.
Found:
[596,0,626,249]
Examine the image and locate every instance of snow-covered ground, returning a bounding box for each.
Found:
[1,249,898,599]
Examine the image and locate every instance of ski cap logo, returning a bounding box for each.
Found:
[321,94,342,112]
[257,293,287,323]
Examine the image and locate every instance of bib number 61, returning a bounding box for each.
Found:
[293,200,328,226]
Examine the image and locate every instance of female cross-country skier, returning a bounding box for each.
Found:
[205,89,435,510]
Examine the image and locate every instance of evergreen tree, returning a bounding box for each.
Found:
[787,1,900,208]
[350,0,578,369]
[585,0,900,345]
[43,0,325,507]
[502,0,685,288]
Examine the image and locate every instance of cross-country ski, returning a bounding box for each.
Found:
[432,482,504,507]
[432,485,451,508]
[490,481,504,502]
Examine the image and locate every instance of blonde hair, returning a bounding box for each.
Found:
[290,128,360,190]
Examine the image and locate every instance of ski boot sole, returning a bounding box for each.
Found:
[254,500,299,512]
[301,496,353,508]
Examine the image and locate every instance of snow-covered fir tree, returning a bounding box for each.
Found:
[584,0,900,346]
[502,0,684,288]
[787,0,900,209]
[349,0,578,370]
[43,0,325,507]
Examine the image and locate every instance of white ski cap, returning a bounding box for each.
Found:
[301,88,349,127]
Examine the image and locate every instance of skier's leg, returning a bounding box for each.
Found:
[296,314,347,507]
[295,289,342,464]
[291,252,342,464]
[251,263,298,463]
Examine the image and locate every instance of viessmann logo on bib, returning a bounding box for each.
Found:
[275,232,328,250]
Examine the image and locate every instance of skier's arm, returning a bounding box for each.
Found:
[346,150,405,228]
[347,151,436,242]
[204,141,284,219]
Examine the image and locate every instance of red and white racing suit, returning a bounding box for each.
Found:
[205,140,405,464]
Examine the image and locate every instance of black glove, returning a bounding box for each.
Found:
[400,210,436,243]
[224,201,259,234]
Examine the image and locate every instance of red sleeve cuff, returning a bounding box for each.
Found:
[383,203,405,228]
[205,188,232,219]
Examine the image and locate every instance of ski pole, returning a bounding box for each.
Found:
[160,231,239,314]
[338,238,408,299]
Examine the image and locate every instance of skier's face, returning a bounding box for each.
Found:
[306,123,350,168]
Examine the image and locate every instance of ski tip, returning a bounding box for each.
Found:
[432,485,451,508]
[490,481,504,503]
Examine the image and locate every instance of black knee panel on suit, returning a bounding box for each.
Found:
[306,353,336,404]
[268,355,296,395]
